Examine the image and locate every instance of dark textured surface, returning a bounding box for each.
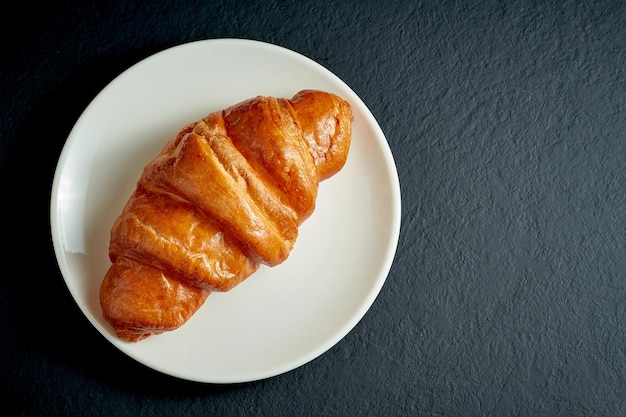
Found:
[2,0,626,415]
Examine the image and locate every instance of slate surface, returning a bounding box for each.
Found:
[2,0,626,415]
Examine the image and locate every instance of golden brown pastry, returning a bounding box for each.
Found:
[99,90,352,342]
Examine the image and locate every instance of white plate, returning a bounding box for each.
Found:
[50,39,401,383]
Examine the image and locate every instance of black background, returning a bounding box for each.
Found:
[2,0,626,415]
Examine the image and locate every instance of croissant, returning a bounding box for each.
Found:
[99,90,352,342]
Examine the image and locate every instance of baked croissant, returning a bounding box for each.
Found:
[99,90,352,342]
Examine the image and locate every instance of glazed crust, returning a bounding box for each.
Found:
[100,90,352,342]
[100,258,210,343]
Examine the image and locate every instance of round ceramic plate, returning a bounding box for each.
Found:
[50,39,401,383]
